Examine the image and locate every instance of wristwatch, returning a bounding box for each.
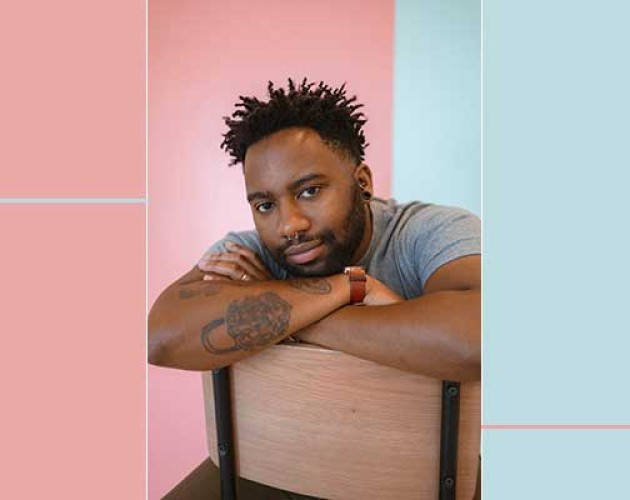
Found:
[344,266,366,305]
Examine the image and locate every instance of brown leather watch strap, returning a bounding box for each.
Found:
[344,266,366,304]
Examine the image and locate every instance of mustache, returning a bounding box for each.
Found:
[277,231,336,255]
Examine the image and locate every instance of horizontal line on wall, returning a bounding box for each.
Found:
[0,198,147,204]
[482,424,630,430]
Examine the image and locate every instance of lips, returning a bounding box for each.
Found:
[284,240,326,265]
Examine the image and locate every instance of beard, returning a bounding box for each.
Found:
[272,185,368,277]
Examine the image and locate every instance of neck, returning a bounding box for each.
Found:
[350,202,373,264]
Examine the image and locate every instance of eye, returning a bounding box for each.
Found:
[255,201,275,214]
[299,186,321,199]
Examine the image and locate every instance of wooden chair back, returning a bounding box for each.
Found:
[202,343,480,499]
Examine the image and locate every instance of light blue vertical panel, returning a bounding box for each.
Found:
[484,0,630,497]
[393,0,480,214]
[484,0,630,424]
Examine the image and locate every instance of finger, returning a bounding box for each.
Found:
[198,253,252,277]
[205,252,270,281]
[224,241,273,279]
[197,252,220,271]
[201,257,259,281]
[198,249,269,279]
[198,243,272,280]
[202,272,231,281]
[224,243,272,278]
[201,260,261,281]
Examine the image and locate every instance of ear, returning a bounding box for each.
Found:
[353,163,374,195]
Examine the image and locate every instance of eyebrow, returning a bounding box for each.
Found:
[246,190,272,203]
[287,173,327,192]
[246,173,327,203]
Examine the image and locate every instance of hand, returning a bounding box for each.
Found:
[197,241,273,281]
[364,275,404,306]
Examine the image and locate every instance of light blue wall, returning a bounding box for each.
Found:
[393,0,480,215]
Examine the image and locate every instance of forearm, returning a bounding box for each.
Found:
[298,289,480,381]
[148,272,350,371]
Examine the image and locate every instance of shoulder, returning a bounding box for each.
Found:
[376,199,481,289]
[376,199,480,242]
[401,201,479,230]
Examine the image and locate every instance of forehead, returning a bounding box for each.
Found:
[243,128,354,192]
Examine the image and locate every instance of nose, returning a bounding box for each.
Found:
[279,200,310,239]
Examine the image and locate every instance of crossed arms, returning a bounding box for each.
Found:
[295,255,481,381]
[148,245,480,381]
[149,271,353,370]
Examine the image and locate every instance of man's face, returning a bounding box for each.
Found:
[243,127,372,277]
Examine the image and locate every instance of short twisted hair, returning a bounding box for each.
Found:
[221,78,368,166]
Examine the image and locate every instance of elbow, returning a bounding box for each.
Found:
[443,356,479,383]
[147,304,176,367]
[147,292,195,368]
[457,305,481,381]
[457,356,480,382]
[147,317,187,368]
[454,335,481,382]
[148,336,168,367]
[147,321,224,371]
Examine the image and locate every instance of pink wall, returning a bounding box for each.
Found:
[0,0,145,198]
[149,0,394,497]
[2,206,145,499]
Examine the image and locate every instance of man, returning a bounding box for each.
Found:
[149,79,481,499]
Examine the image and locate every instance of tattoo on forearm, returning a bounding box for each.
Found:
[201,292,292,354]
[287,277,331,295]
[178,282,222,300]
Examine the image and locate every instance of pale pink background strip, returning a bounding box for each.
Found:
[0,1,145,198]
[148,0,394,497]
[0,206,145,499]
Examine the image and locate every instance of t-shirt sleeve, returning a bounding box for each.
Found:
[410,206,481,288]
[205,232,245,255]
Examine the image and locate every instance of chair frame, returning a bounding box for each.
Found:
[212,367,462,500]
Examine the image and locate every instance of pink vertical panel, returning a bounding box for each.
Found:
[149,0,394,497]
[0,206,145,499]
[0,1,145,197]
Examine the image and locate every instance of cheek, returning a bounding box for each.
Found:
[253,217,279,248]
[326,193,356,228]
[311,192,349,226]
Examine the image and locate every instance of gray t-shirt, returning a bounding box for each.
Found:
[207,198,481,299]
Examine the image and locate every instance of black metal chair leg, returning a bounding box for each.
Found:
[439,381,461,500]
[213,367,237,500]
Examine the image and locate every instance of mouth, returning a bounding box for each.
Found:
[284,240,326,265]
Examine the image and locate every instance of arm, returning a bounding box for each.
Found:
[296,255,481,382]
[148,266,352,371]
